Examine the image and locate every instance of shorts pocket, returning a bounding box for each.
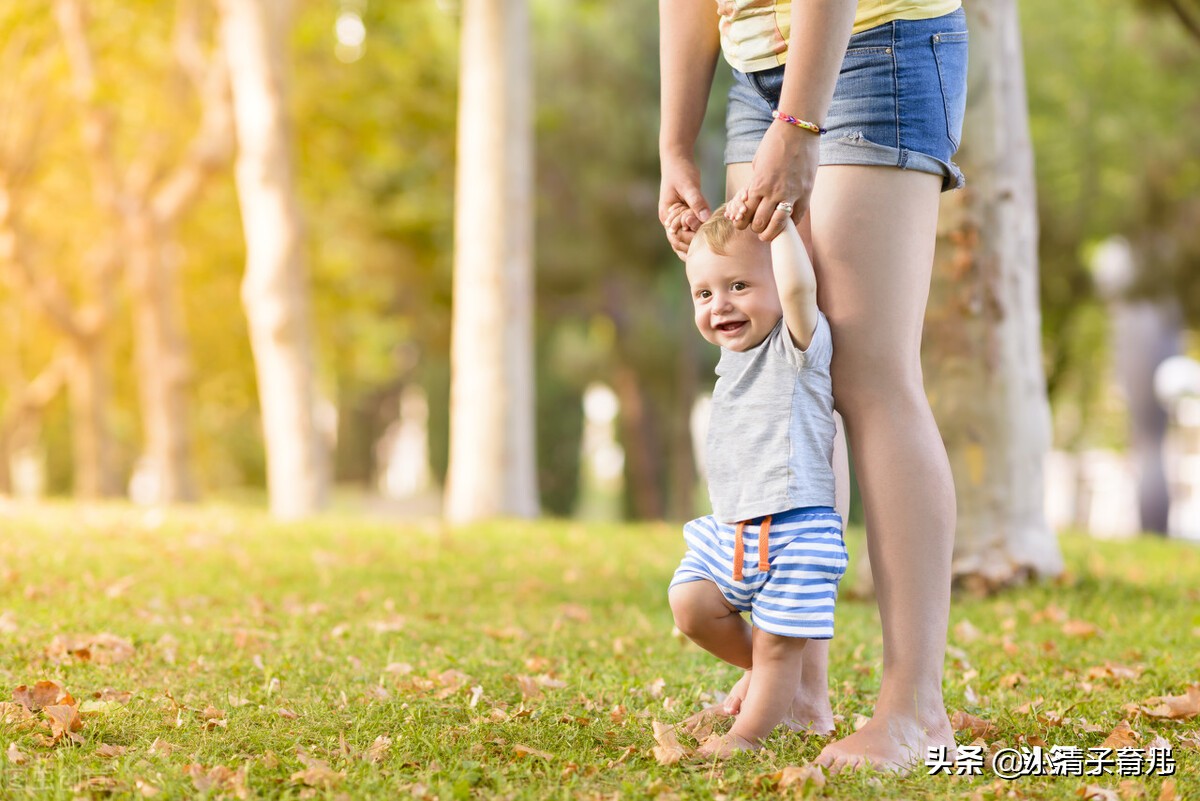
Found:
[931,30,968,151]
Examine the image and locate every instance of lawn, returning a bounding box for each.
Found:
[0,502,1196,799]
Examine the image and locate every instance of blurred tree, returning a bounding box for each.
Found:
[925,0,1063,591]
[444,0,539,523]
[219,0,327,518]
[54,0,232,503]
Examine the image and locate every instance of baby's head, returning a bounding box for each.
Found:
[685,204,782,351]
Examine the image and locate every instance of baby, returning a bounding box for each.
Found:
[668,195,847,758]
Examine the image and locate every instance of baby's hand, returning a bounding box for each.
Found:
[724,188,751,223]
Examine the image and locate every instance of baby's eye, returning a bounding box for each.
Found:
[696,289,712,300]
[731,281,748,291]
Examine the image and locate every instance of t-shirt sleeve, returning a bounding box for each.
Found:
[774,312,833,370]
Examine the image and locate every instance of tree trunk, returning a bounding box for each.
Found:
[219,0,326,519]
[444,0,539,523]
[127,214,196,502]
[68,336,116,498]
[925,0,1062,592]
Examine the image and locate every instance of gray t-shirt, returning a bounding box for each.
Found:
[706,313,837,523]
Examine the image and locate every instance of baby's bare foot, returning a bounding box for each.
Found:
[695,731,757,759]
[815,711,954,774]
[723,670,834,736]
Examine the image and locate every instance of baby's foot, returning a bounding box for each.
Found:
[695,731,757,759]
[723,670,835,736]
[815,711,954,775]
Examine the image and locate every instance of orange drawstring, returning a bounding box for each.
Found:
[732,515,772,581]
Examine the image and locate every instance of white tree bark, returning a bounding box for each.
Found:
[444,0,539,523]
[926,0,1063,590]
[219,0,326,519]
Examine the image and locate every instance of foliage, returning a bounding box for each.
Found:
[1023,0,1200,447]
[0,504,1197,798]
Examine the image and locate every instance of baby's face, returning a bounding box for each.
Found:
[685,237,781,351]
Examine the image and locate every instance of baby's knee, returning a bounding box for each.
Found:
[668,583,715,637]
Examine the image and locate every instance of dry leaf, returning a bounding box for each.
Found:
[148,738,177,757]
[513,744,554,760]
[96,743,129,758]
[1062,620,1100,639]
[1176,730,1200,750]
[277,707,299,719]
[13,680,68,711]
[647,678,666,699]
[1144,734,1171,755]
[515,675,542,700]
[385,662,414,675]
[1138,685,1200,720]
[558,603,591,622]
[292,747,344,788]
[186,763,250,799]
[365,735,391,763]
[1118,779,1148,800]
[1000,672,1028,689]
[757,764,826,790]
[1078,785,1120,801]
[1159,779,1177,801]
[47,633,134,664]
[135,778,161,797]
[0,701,36,727]
[201,705,227,729]
[607,745,637,768]
[44,703,84,744]
[1085,663,1143,683]
[953,619,982,643]
[852,713,870,731]
[1101,721,1140,750]
[650,721,689,765]
[951,710,999,739]
[6,742,27,765]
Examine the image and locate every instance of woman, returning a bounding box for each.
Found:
[659,0,967,772]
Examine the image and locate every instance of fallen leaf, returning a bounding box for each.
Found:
[1177,730,1200,750]
[1138,685,1200,720]
[513,744,554,760]
[292,747,344,788]
[1144,734,1171,755]
[365,735,391,763]
[756,764,826,790]
[385,662,414,675]
[44,703,84,744]
[650,721,688,765]
[47,633,135,664]
[606,745,637,768]
[1101,721,1140,750]
[515,675,542,700]
[1078,786,1119,801]
[647,678,666,699]
[200,705,227,730]
[1085,663,1143,683]
[953,619,981,643]
[951,710,999,740]
[277,707,299,719]
[148,738,178,757]
[73,777,125,794]
[186,763,250,799]
[6,742,27,765]
[135,778,160,797]
[96,743,128,758]
[1118,779,1148,800]
[1000,672,1028,689]
[0,701,35,726]
[1159,779,1177,801]
[1063,620,1101,639]
[13,680,68,711]
[558,603,591,622]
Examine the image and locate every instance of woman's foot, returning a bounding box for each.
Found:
[695,731,757,759]
[722,670,836,736]
[814,710,954,774]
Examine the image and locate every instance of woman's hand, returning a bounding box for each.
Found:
[733,120,820,241]
[659,156,711,260]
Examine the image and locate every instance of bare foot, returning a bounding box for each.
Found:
[814,711,954,775]
[723,670,835,736]
[695,731,757,759]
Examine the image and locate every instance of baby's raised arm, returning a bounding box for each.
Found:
[769,217,820,351]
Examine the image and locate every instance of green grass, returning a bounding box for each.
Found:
[0,502,1196,799]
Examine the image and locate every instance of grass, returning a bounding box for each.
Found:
[0,502,1197,799]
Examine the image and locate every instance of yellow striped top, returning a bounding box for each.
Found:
[717,0,963,73]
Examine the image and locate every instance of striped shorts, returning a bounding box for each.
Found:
[669,507,848,639]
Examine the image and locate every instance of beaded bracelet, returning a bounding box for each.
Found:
[771,109,826,135]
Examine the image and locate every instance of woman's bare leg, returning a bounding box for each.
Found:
[807,165,955,772]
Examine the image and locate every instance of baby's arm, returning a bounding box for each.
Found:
[770,217,820,351]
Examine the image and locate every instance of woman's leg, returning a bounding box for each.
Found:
[807,164,955,771]
[716,164,846,736]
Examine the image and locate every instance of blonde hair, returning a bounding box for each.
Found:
[692,203,736,256]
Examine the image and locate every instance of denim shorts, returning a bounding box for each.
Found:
[725,8,968,190]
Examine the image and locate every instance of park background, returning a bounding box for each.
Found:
[1,0,1199,799]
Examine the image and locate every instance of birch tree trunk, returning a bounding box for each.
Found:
[444,0,539,523]
[219,0,327,518]
[925,0,1062,591]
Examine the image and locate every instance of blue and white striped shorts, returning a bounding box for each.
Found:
[669,507,848,639]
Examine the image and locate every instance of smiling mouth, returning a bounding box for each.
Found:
[715,321,746,334]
